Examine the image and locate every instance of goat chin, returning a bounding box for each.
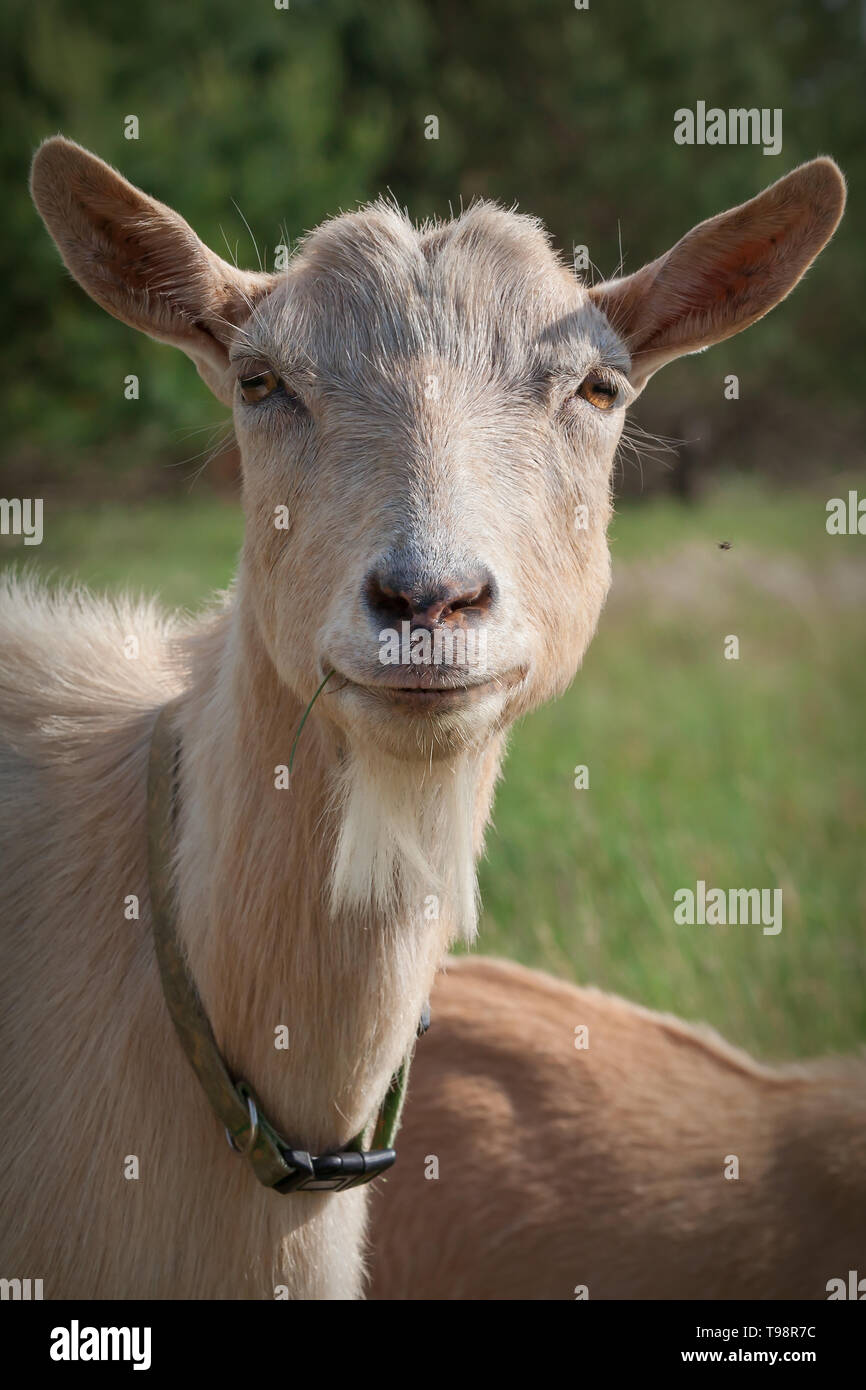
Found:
[328,743,480,943]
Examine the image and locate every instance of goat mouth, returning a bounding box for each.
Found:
[326,669,514,714]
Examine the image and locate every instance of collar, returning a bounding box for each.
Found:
[146,701,420,1194]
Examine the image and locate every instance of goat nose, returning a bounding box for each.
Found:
[364,562,495,629]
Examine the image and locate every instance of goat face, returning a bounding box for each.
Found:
[235,202,623,759]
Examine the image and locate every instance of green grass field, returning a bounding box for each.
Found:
[3,477,864,1060]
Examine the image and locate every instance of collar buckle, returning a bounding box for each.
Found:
[274,1147,397,1193]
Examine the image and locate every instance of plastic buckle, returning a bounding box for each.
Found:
[274,1147,397,1193]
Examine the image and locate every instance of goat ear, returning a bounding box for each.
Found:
[30,136,277,404]
[590,158,846,392]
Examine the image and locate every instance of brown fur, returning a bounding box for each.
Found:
[369,957,866,1300]
[0,141,846,1298]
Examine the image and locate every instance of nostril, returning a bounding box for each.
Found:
[363,574,415,625]
[363,563,496,629]
[442,583,493,621]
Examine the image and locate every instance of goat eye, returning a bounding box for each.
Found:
[576,373,619,411]
[239,369,281,404]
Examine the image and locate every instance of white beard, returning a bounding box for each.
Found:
[328,745,480,942]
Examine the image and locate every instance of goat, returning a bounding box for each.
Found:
[369,956,866,1300]
[0,139,845,1298]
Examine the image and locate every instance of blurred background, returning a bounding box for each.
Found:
[1,0,864,1057]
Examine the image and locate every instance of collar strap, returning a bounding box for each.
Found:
[146,702,416,1194]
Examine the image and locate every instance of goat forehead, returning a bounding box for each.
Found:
[253,201,599,373]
